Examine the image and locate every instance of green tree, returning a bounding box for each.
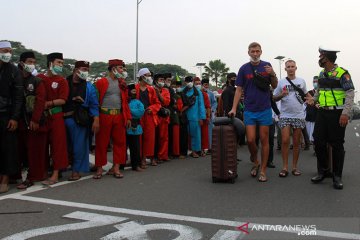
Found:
[202,59,229,88]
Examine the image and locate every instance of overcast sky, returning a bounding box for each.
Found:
[3,0,360,99]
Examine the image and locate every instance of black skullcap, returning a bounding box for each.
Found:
[201,78,209,84]
[163,73,172,79]
[20,51,35,62]
[128,83,136,90]
[227,72,237,79]
[184,76,193,82]
[175,80,182,86]
[153,73,164,81]
[47,52,63,63]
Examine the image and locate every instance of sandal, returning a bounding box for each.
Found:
[113,172,124,178]
[250,165,260,177]
[258,173,268,182]
[151,160,158,166]
[279,169,289,178]
[68,175,81,181]
[191,152,199,158]
[291,169,302,176]
[42,179,59,186]
[17,180,34,189]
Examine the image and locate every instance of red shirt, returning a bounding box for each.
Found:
[37,74,69,101]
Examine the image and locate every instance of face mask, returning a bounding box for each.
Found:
[165,82,171,87]
[250,57,260,63]
[157,82,164,88]
[176,88,183,93]
[77,70,89,80]
[24,64,35,73]
[0,52,12,63]
[113,69,122,79]
[120,71,128,79]
[313,82,318,89]
[186,82,193,88]
[144,76,153,85]
[318,57,326,68]
[50,63,63,75]
[195,85,202,90]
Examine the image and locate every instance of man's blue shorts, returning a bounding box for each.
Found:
[244,108,273,126]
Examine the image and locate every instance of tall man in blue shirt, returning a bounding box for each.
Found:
[229,42,278,182]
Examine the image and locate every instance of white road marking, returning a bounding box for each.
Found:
[356,132,359,137]
[2,211,127,240]
[210,230,245,239]
[10,195,360,240]
[102,221,203,240]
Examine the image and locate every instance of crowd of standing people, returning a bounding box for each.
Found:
[0,40,355,194]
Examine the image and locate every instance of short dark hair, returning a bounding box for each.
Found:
[227,72,237,79]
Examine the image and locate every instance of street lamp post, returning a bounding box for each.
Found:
[135,0,143,79]
[274,56,285,79]
[196,63,206,77]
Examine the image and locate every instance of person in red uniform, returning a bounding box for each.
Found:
[93,59,131,179]
[194,77,210,156]
[37,52,69,185]
[153,74,171,163]
[17,51,47,189]
[135,68,161,168]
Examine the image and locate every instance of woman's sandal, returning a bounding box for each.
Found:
[250,165,260,177]
[258,173,268,182]
[279,169,289,178]
[291,169,302,176]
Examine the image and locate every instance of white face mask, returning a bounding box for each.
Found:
[176,88,183,93]
[186,82,193,88]
[250,56,261,63]
[24,63,35,73]
[157,82,164,88]
[77,70,89,80]
[165,82,171,87]
[195,85,201,90]
[0,52,12,63]
[120,71,128,79]
[144,76,153,85]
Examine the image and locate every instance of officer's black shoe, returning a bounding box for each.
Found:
[311,174,325,183]
[333,176,343,190]
[267,162,275,168]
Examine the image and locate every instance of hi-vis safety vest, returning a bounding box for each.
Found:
[318,66,347,107]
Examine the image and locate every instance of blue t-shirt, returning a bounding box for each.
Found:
[235,60,272,112]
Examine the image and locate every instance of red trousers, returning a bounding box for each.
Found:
[18,129,48,181]
[201,121,209,150]
[95,113,126,166]
[157,117,169,160]
[47,113,68,170]
[172,124,180,156]
[140,113,156,158]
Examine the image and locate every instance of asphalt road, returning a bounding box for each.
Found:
[1,120,359,240]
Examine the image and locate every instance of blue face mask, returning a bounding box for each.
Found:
[313,82,318,89]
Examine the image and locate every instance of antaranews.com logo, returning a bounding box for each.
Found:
[237,222,317,236]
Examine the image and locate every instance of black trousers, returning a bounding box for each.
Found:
[0,114,19,175]
[180,122,188,156]
[313,109,346,177]
[127,134,141,170]
[268,122,275,163]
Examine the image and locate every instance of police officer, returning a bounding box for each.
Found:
[309,47,355,190]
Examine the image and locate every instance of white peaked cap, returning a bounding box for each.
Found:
[0,41,11,49]
[137,68,150,77]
